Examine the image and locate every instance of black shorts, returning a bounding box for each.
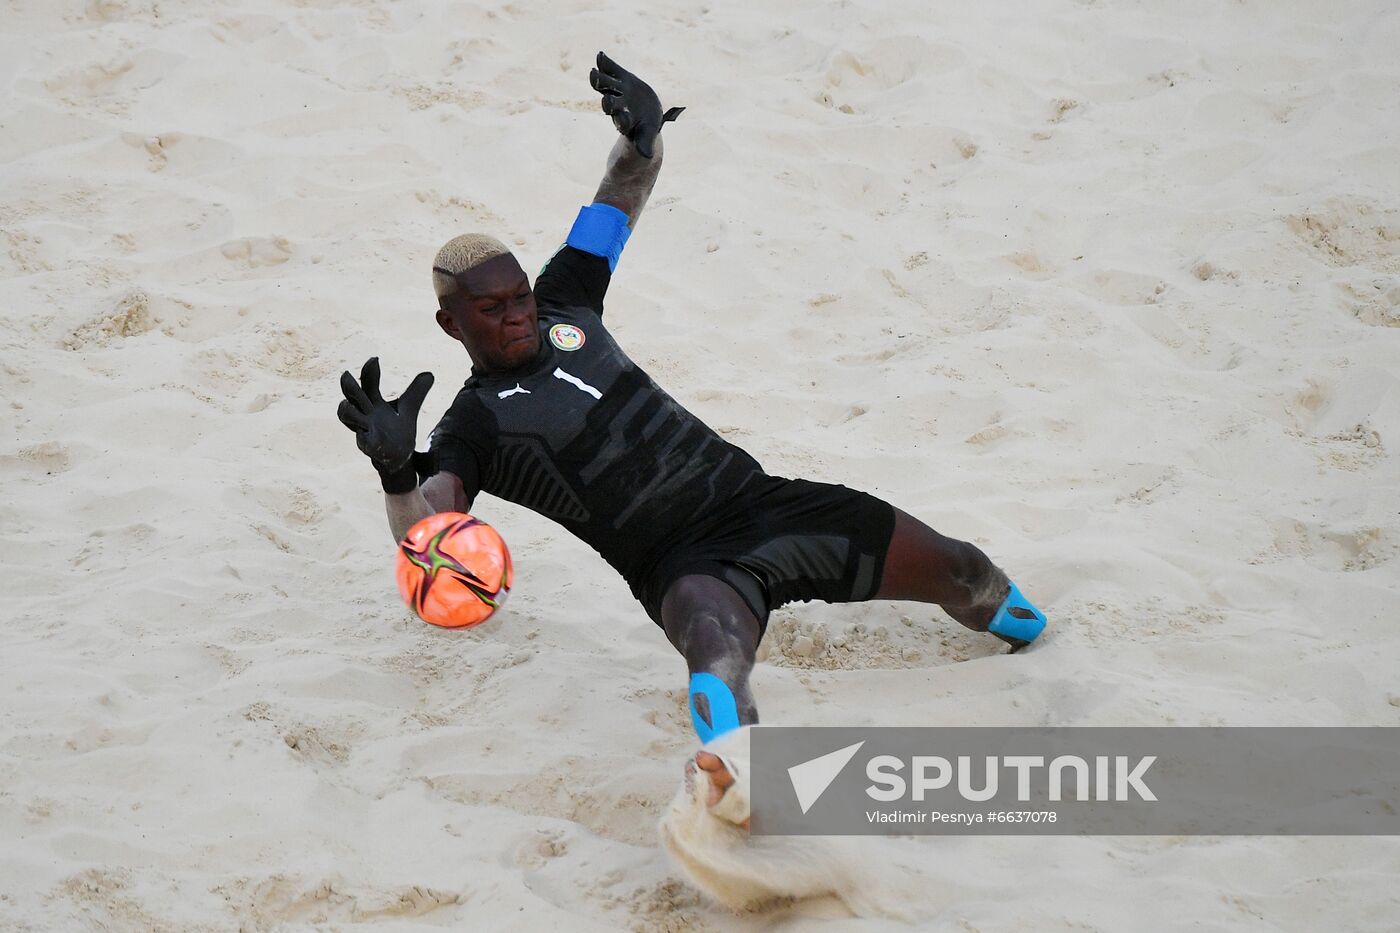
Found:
[631,475,897,634]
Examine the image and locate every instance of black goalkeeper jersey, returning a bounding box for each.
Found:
[428,245,766,588]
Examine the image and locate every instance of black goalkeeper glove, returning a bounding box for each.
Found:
[337,357,434,494]
[589,51,684,159]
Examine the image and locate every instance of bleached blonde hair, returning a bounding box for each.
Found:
[432,233,512,300]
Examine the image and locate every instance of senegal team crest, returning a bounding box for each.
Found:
[549,323,585,351]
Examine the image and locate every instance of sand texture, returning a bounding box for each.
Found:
[2,0,1398,929]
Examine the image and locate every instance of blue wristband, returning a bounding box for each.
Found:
[566,203,631,272]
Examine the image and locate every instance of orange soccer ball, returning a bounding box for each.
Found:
[395,512,513,628]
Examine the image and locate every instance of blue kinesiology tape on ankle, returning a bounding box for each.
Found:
[688,672,741,744]
[988,581,1047,643]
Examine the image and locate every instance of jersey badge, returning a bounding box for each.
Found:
[549,323,586,351]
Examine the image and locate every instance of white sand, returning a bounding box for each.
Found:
[3,0,1399,928]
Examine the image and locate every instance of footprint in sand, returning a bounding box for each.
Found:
[758,607,1003,671]
[513,827,570,870]
[421,764,662,846]
[1125,305,1246,371]
[823,37,964,91]
[43,57,136,98]
[1,228,55,275]
[186,348,251,397]
[233,477,363,556]
[42,49,186,114]
[82,0,165,24]
[1047,97,1080,124]
[235,482,331,528]
[1190,260,1240,282]
[414,190,506,225]
[1340,277,1400,328]
[816,37,963,112]
[249,322,324,380]
[965,421,1012,449]
[63,289,193,350]
[1302,422,1385,473]
[1286,378,1330,430]
[242,702,364,768]
[0,440,81,477]
[1006,251,1052,278]
[69,521,158,573]
[1257,518,1395,572]
[1059,597,1224,651]
[221,236,294,269]
[1283,374,1392,468]
[218,874,464,926]
[1287,200,1400,272]
[393,81,487,112]
[595,878,712,933]
[54,868,164,931]
[628,686,692,738]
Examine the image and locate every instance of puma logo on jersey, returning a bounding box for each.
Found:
[498,383,532,399]
[553,367,602,399]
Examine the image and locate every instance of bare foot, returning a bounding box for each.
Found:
[694,750,750,830]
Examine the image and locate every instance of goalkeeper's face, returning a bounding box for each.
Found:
[435,252,540,373]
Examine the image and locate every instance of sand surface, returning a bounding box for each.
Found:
[2,0,1398,929]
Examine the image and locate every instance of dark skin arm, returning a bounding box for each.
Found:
[385,471,464,543]
[421,470,466,514]
[592,134,663,230]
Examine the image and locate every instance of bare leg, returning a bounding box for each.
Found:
[875,507,1011,632]
[661,574,763,727]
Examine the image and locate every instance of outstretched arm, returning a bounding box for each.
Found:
[536,53,682,306]
[586,51,683,231]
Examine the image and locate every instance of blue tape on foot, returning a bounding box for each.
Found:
[988,581,1047,645]
[566,202,631,272]
[689,672,741,744]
